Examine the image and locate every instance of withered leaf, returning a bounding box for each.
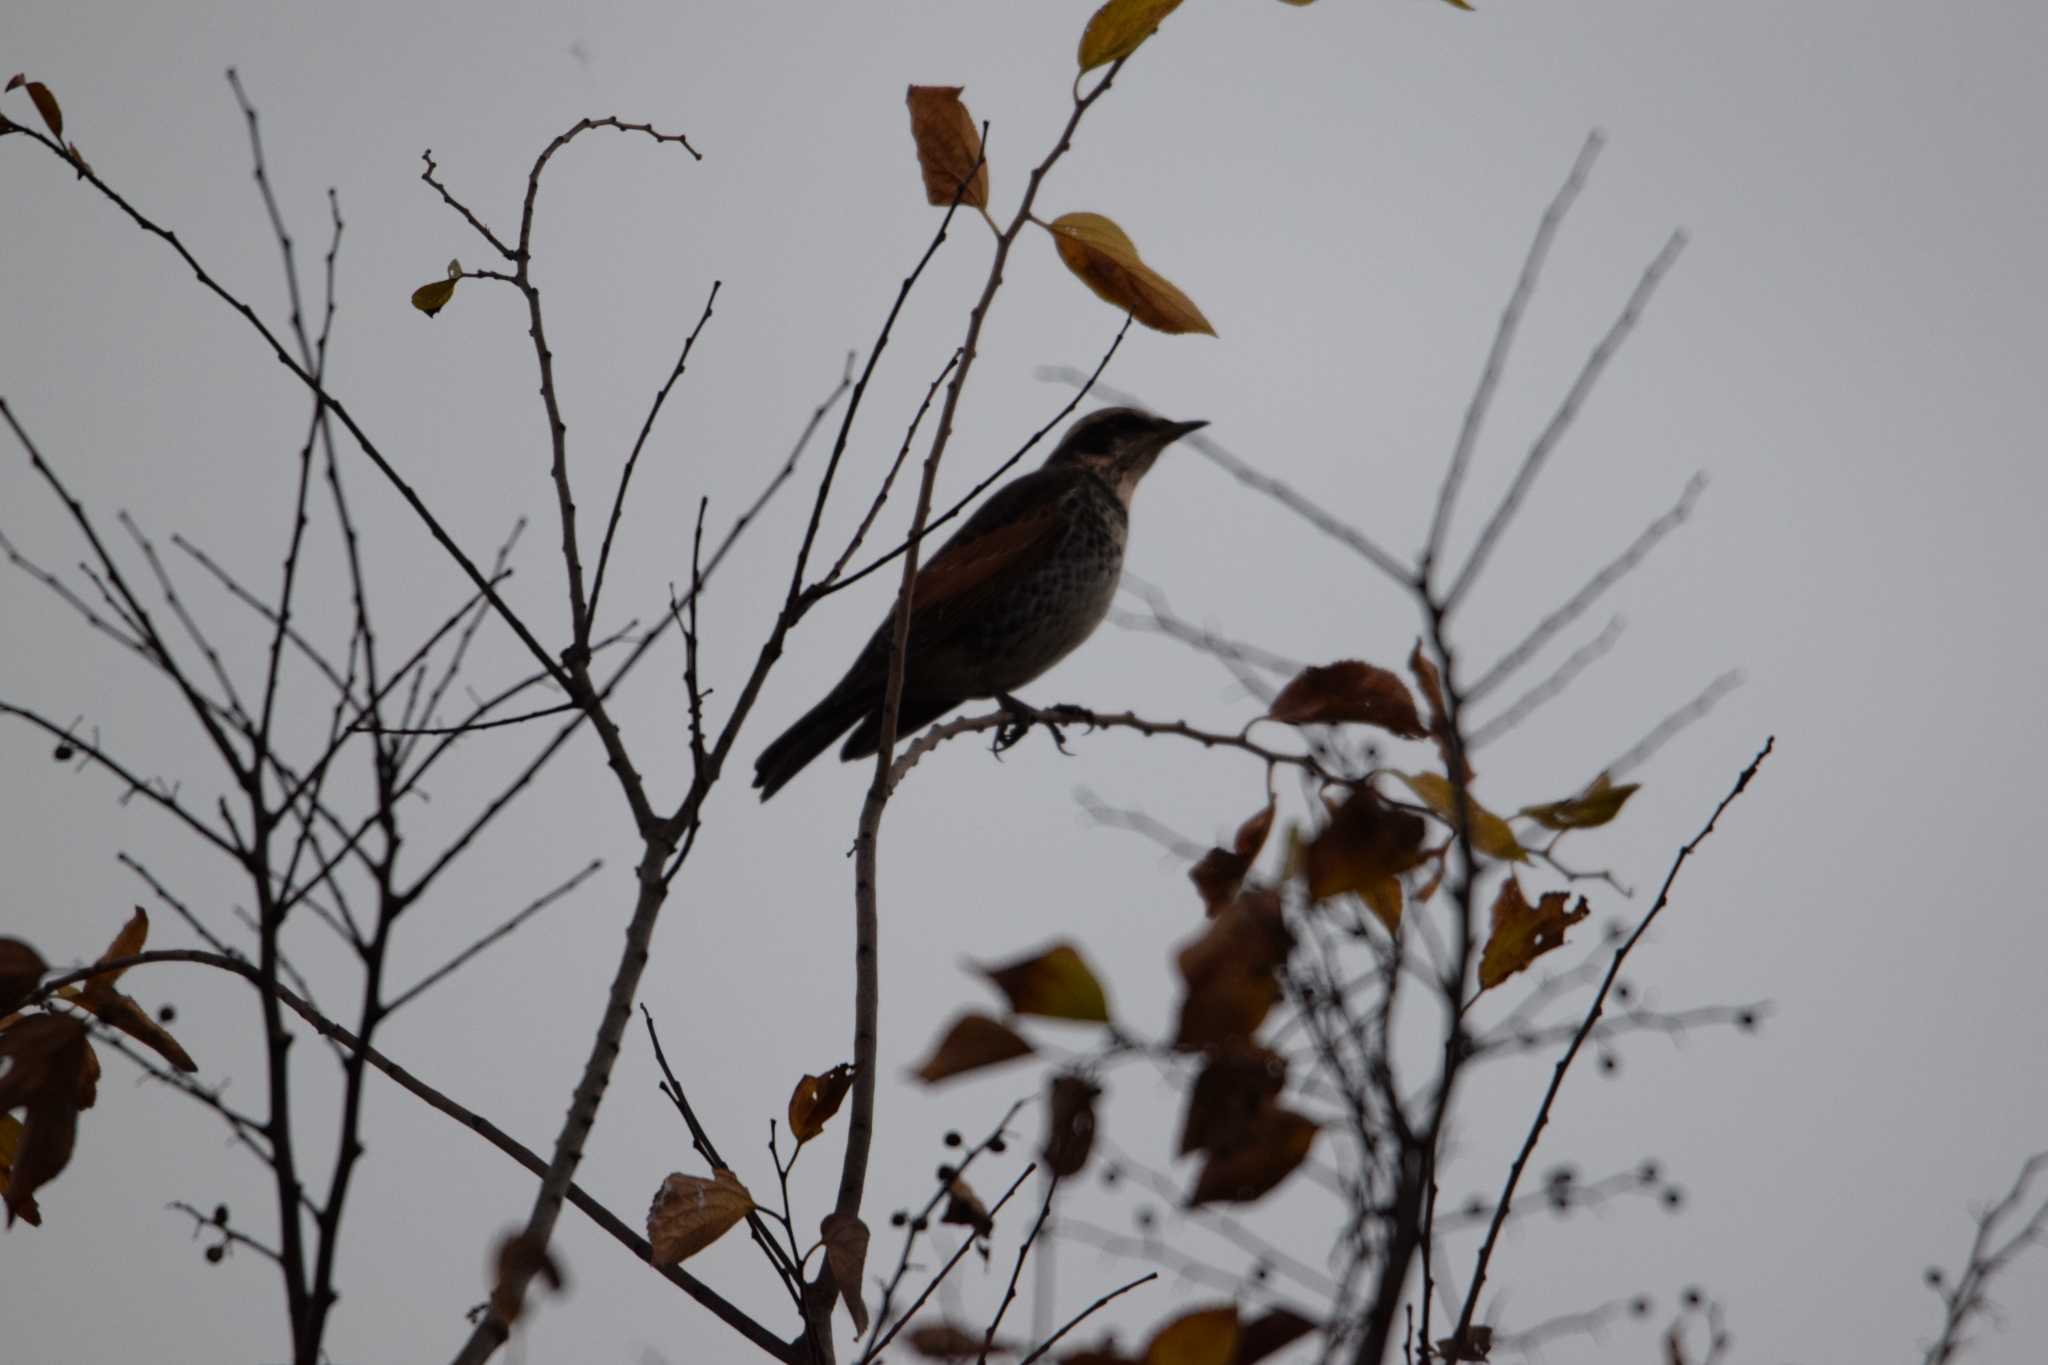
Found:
[0,1112,26,1225]
[1078,0,1186,73]
[1189,800,1276,915]
[489,1229,566,1325]
[1408,639,1471,782]
[1520,773,1641,831]
[820,1211,871,1335]
[1178,1044,1285,1157]
[979,941,1111,1023]
[906,1322,1015,1358]
[1478,881,1589,991]
[1268,661,1427,738]
[87,907,149,986]
[1187,1107,1317,1207]
[941,1176,993,1239]
[1142,1302,1240,1365]
[787,1062,856,1144]
[411,260,463,318]
[646,1167,755,1264]
[1048,212,1215,336]
[0,1013,88,1110]
[1299,788,1429,929]
[71,909,195,1072]
[1172,893,1292,1049]
[1238,1307,1318,1364]
[1399,772,1527,863]
[0,939,47,1016]
[1042,1072,1101,1178]
[25,81,62,141]
[4,1022,88,1226]
[905,85,989,209]
[911,1012,1035,1084]
[1172,966,1280,1052]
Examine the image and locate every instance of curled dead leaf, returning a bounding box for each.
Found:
[489,1229,566,1325]
[978,941,1110,1022]
[1299,788,1429,930]
[1189,800,1275,915]
[1268,660,1427,738]
[1042,1072,1101,1177]
[1048,212,1214,336]
[646,1167,755,1264]
[911,1012,1034,1084]
[941,1176,994,1239]
[1478,880,1589,991]
[787,1062,856,1144]
[907,1322,1015,1358]
[820,1211,871,1334]
[1078,0,1186,72]
[25,81,62,140]
[905,85,989,209]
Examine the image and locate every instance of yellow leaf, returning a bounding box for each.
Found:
[1047,212,1215,336]
[1079,0,1186,73]
[646,1168,755,1264]
[1144,1304,1242,1365]
[786,1062,856,1143]
[1478,879,1589,990]
[412,260,463,318]
[978,942,1110,1022]
[1520,773,1641,831]
[905,85,989,209]
[1399,772,1527,862]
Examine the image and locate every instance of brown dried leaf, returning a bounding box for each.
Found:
[0,1013,88,1110]
[907,1322,1015,1358]
[0,1112,26,1225]
[1176,889,1291,986]
[941,1176,993,1238]
[1478,881,1589,991]
[1408,639,1472,782]
[911,1012,1035,1084]
[25,81,62,141]
[1172,967,1280,1052]
[1237,1307,1317,1363]
[1399,772,1527,863]
[90,907,149,985]
[905,85,988,209]
[1187,1107,1317,1207]
[1042,1072,1101,1177]
[646,1167,755,1264]
[1435,1325,1494,1361]
[3,75,23,91]
[1142,1303,1240,1365]
[4,1024,88,1226]
[787,1062,856,1144]
[1268,661,1427,737]
[81,989,197,1073]
[1048,212,1215,337]
[820,1211,871,1335]
[979,942,1111,1023]
[1519,773,1641,831]
[1299,788,1429,927]
[1189,801,1276,915]
[1178,1045,1285,1156]
[1078,0,1186,72]
[0,939,47,1016]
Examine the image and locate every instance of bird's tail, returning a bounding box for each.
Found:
[753,685,872,801]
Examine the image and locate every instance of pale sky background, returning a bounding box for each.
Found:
[4,2,2046,1363]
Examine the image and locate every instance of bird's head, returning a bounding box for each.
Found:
[1043,406,1208,505]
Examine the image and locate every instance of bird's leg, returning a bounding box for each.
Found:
[993,693,1073,755]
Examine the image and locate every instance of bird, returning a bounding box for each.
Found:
[752,406,1207,800]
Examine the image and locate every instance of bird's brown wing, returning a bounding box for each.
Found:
[901,468,1071,637]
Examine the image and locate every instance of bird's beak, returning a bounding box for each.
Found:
[1164,418,1209,442]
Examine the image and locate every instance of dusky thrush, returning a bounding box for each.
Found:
[752,406,1205,799]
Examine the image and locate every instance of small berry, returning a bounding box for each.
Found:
[943,1131,962,1148]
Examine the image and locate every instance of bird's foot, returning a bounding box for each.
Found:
[993,694,1083,756]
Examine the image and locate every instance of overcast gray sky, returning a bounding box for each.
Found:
[5,2,2047,1362]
